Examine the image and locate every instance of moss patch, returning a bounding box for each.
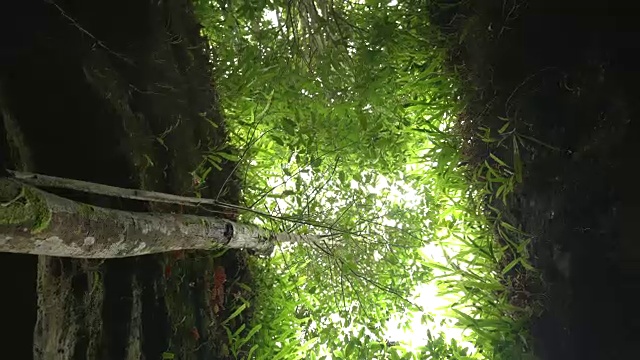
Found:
[0,182,51,233]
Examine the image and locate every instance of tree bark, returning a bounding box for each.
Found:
[0,179,283,257]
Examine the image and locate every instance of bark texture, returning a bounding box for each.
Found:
[33,258,105,360]
[0,179,275,257]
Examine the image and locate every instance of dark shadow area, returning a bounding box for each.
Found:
[431,0,640,358]
[0,0,242,358]
[0,254,37,357]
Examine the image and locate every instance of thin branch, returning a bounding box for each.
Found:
[46,0,132,64]
[10,170,225,208]
[346,266,420,310]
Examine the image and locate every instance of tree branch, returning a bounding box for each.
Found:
[0,179,328,258]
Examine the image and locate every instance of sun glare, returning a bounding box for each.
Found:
[260,162,478,356]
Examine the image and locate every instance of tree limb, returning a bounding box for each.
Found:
[0,179,324,258]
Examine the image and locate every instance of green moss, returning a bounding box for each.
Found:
[78,203,96,216]
[0,186,29,224]
[89,271,104,297]
[0,182,52,233]
[23,187,52,233]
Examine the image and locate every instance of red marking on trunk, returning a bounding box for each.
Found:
[172,250,185,260]
[191,327,200,342]
[211,266,227,314]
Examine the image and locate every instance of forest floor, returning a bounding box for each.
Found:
[433,0,640,358]
[0,0,248,359]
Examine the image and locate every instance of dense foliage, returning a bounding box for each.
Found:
[194,0,535,358]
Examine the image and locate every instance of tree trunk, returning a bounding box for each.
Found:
[0,179,288,257]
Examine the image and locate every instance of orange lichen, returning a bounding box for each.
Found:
[211,266,226,314]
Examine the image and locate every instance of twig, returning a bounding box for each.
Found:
[46,0,133,64]
[10,170,225,208]
[505,67,556,116]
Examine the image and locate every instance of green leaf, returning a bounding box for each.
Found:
[359,114,368,131]
[217,151,239,161]
[498,120,511,134]
[222,303,248,325]
[344,339,356,357]
[232,323,247,338]
[272,135,285,146]
[282,117,297,135]
[246,344,259,359]
[489,152,509,168]
[501,258,520,275]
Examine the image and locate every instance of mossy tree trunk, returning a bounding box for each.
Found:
[0,178,319,258]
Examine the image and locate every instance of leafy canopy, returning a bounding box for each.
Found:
[194,0,533,358]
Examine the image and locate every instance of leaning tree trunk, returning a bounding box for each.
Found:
[0,178,319,258]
